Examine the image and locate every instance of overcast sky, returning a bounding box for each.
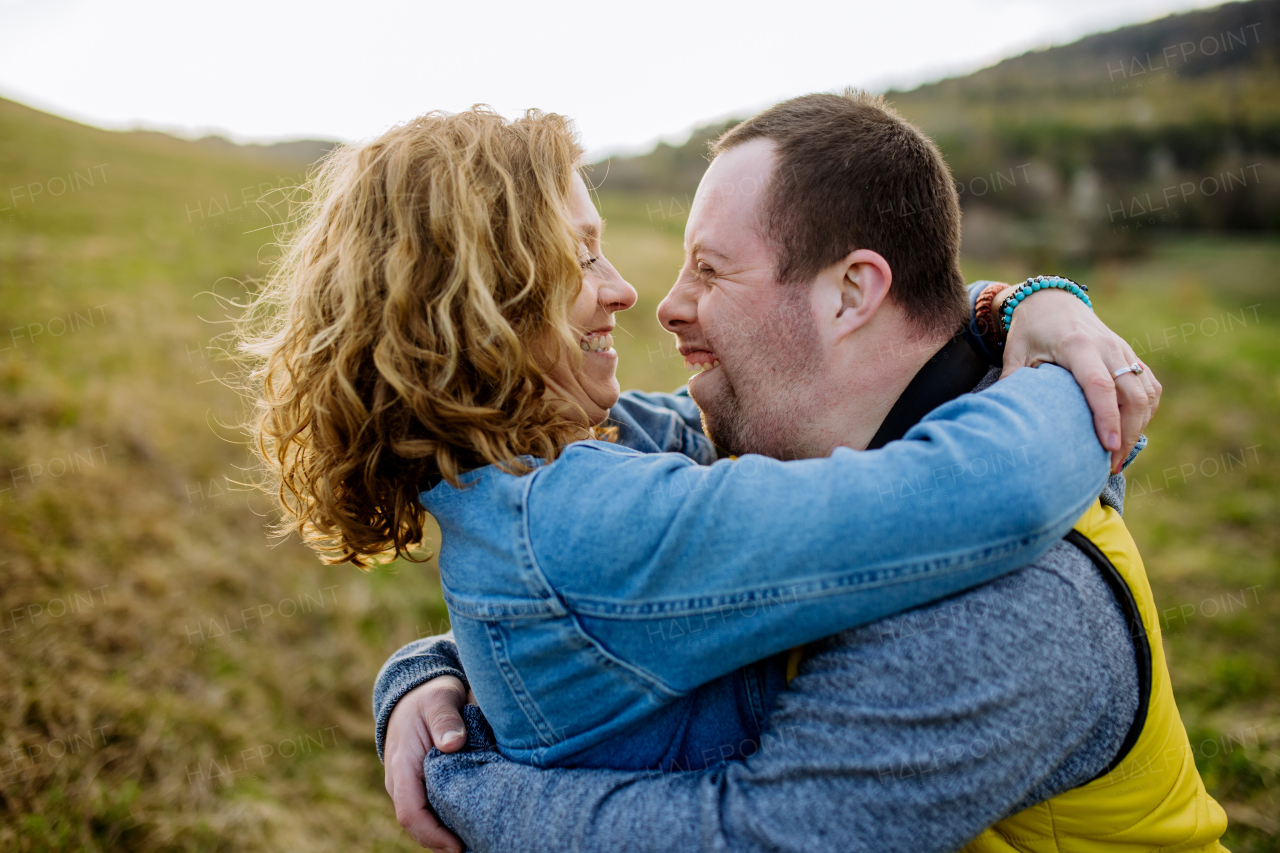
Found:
[0,0,1222,158]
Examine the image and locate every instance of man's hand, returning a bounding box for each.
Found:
[999,287,1161,473]
[384,675,471,851]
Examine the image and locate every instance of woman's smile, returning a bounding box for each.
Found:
[579,330,616,354]
[550,172,637,424]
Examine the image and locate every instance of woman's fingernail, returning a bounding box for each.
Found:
[441,729,465,745]
[1108,432,1120,451]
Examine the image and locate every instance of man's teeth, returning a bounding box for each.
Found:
[579,332,614,353]
[685,359,721,373]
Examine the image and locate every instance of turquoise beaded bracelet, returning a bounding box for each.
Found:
[1000,275,1092,333]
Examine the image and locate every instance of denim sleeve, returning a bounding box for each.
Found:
[372,388,711,761]
[423,543,1139,853]
[372,470,1135,767]
[372,631,465,763]
[528,364,1109,693]
[605,388,715,462]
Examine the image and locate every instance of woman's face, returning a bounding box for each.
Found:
[543,173,638,425]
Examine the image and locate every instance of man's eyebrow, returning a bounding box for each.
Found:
[691,241,729,262]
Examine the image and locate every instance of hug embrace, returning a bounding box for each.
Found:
[240,90,1228,852]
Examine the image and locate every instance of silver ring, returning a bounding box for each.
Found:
[1113,362,1144,378]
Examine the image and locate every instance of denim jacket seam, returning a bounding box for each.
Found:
[561,610,685,698]
[523,450,730,696]
[558,528,1059,619]
[527,460,687,697]
[529,462,688,696]
[477,464,683,749]
[479,613,684,756]
[440,470,568,622]
[516,466,570,616]
[440,588,558,621]
[482,620,563,747]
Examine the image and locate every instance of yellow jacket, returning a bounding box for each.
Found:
[962,501,1229,852]
[784,500,1228,850]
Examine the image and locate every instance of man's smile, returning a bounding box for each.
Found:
[681,349,720,374]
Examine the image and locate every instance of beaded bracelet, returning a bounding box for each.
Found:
[974,282,1009,352]
[1000,275,1092,333]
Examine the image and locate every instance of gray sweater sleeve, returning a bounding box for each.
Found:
[421,476,1140,853]
[372,631,466,763]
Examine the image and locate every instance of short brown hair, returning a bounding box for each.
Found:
[712,89,967,336]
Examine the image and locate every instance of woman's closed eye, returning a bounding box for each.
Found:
[580,256,599,271]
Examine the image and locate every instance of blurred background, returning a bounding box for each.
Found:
[0,0,1276,850]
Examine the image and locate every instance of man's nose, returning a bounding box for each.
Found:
[657,276,697,330]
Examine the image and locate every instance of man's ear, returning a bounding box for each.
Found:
[831,249,892,339]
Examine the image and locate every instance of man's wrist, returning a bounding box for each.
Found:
[374,657,468,762]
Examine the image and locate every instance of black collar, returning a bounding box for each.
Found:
[866,335,991,450]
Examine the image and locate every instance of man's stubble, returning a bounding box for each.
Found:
[695,286,827,461]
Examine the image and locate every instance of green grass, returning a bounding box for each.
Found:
[0,96,448,852]
[1,94,1277,850]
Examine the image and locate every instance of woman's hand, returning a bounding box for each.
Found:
[384,676,471,852]
[999,286,1161,473]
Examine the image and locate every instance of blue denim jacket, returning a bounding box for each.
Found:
[424,364,1110,769]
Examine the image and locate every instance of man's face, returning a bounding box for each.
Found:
[657,139,826,459]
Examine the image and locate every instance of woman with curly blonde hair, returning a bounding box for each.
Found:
[242,107,613,565]
[241,106,1120,781]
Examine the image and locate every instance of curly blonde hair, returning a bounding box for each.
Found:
[239,107,590,567]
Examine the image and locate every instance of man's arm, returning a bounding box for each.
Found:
[424,535,1140,853]
[377,632,472,851]
[375,632,468,763]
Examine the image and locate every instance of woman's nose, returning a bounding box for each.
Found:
[600,264,637,313]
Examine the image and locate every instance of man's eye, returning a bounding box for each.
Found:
[580,256,599,271]
[698,265,714,276]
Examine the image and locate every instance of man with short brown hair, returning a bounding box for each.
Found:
[712,89,968,336]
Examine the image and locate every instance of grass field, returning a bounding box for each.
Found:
[1,95,1277,851]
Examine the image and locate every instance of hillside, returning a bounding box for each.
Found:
[596,0,1280,261]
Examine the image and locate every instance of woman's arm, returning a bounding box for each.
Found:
[965,280,1160,473]
[606,284,1157,472]
[612,284,1157,472]
[524,364,1109,694]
